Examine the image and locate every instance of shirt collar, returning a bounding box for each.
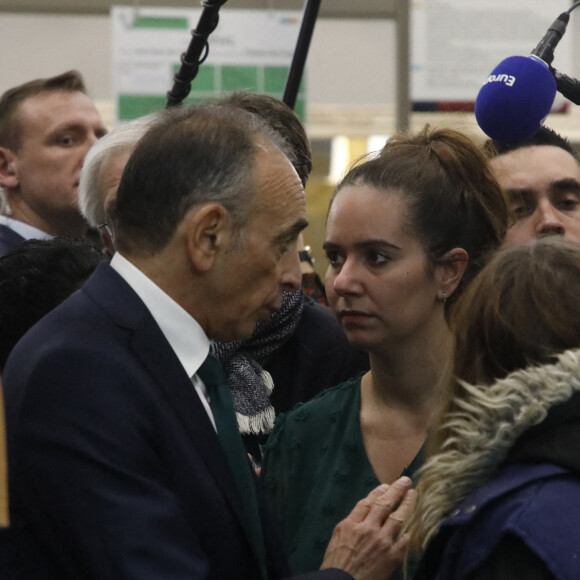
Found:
[110,252,209,378]
[0,215,52,241]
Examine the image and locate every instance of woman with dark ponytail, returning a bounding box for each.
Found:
[261,126,509,579]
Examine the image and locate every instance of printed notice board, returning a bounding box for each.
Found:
[111,6,305,125]
[411,0,573,108]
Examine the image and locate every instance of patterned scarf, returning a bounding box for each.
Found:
[211,289,304,435]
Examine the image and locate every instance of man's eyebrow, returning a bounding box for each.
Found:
[48,121,86,134]
[274,218,309,245]
[48,121,107,139]
[550,178,580,194]
[504,188,535,203]
[504,187,532,197]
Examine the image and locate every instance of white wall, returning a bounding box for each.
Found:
[2,9,580,136]
[0,12,396,107]
[0,13,112,100]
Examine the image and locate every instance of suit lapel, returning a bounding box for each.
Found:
[130,322,246,506]
[83,264,264,573]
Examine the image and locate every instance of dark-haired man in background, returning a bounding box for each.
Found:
[484,126,580,244]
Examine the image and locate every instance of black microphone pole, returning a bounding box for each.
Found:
[543,1,580,106]
[552,67,580,106]
[283,0,322,111]
[166,0,228,108]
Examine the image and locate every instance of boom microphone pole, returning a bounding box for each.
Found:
[283,0,322,110]
[166,0,228,108]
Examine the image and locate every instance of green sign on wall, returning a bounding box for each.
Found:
[112,7,306,124]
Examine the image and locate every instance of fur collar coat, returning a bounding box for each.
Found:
[415,348,580,551]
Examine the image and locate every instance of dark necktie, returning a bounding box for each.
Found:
[196,355,267,579]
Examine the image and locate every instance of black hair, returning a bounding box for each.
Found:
[0,237,102,370]
[482,126,577,159]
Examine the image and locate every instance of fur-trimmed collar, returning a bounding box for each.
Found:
[412,348,580,550]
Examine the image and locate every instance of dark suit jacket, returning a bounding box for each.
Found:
[2,263,351,580]
[0,225,24,257]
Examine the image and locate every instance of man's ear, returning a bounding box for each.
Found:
[183,203,231,272]
[434,247,469,301]
[0,148,19,189]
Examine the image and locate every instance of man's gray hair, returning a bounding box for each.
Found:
[78,113,160,228]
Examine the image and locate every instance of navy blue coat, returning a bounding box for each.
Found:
[415,462,580,580]
[0,225,24,257]
[2,263,351,580]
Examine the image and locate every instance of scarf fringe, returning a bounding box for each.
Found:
[236,406,276,435]
[261,370,274,395]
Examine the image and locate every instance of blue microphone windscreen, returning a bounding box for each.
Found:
[475,55,557,143]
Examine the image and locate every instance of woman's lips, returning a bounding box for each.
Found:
[338,310,374,323]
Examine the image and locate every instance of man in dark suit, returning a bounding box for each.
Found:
[3,104,413,579]
[0,71,107,256]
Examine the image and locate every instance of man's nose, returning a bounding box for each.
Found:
[536,201,565,238]
[280,249,302,292]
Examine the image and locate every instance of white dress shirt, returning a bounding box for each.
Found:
[110,252,216,430]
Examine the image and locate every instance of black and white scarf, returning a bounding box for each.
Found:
[211,289,304,435]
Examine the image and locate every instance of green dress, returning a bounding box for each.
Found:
[260,374,423,577]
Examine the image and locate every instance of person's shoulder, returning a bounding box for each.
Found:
[450,471,580,580]
[290,373,362,413]
[419,466,580,580]
[0,225,24,257]
[512,471,580,527]
[455,465,580,547]
[508,474,580,576]
[263,374,364,469]
[3,265,132,378]
[269,374,363,436]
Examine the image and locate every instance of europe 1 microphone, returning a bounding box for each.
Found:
[475,4,580,143]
